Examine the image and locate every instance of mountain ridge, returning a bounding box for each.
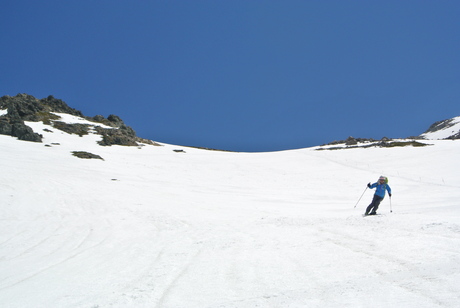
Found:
[1,93,459,150]
[420,115,460,140]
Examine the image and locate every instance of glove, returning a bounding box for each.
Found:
[389,193,392,197]
[367,183,371,188]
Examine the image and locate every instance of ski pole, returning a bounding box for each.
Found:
[354,186,368,208]
[389,196,393,213]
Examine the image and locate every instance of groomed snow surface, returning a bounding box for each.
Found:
[1,119,459,308]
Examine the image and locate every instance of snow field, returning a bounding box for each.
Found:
[0,119,459,307]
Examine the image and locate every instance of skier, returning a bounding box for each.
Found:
[364,176,392,215]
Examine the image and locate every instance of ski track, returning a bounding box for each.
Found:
[155,244,205,307]
[317,220,453,307]
[0,236,109,292]
[0,229,27,249]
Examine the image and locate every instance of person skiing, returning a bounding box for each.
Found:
[364,176,392,215]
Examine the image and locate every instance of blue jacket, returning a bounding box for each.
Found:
[369,182,391,198]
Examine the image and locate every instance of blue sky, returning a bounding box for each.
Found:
[2,1,459,152]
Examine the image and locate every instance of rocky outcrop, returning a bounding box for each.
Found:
[0,94,83,121]
[95,125,138,146]
[317,139,429,151]
[0,117,43,142]
[52,122,91,137]
[0,93,158,146]
[0,94,44,142]
[322,136,383,146]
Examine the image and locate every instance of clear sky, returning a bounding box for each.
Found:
[2,1,459,152]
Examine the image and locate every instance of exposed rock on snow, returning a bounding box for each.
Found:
[71,151,104,160]
[0,93,160,146]
[420,116,460,140]
[318,115,460,151]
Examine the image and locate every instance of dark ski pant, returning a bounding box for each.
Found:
[366,195,383,215]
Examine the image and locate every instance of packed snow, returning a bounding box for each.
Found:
[1,118,459,308]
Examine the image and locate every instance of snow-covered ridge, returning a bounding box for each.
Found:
[420,115,460,140]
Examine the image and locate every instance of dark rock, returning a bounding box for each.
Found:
[41,95,84,117]
[1,94,43,121]
[321,137,377,146]
[91,115,107,123]
[89,114,127,128]
[12,122,43,142]
[0,113,42,142]
[345,136,357,145]
[0,119,12,135]
[71,151,104,160]
[446,132,460,140]
[52,122,90,136]
[96,127,139,146]
[107,114,124,126]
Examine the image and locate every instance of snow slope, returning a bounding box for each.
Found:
[1,117,459,308]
